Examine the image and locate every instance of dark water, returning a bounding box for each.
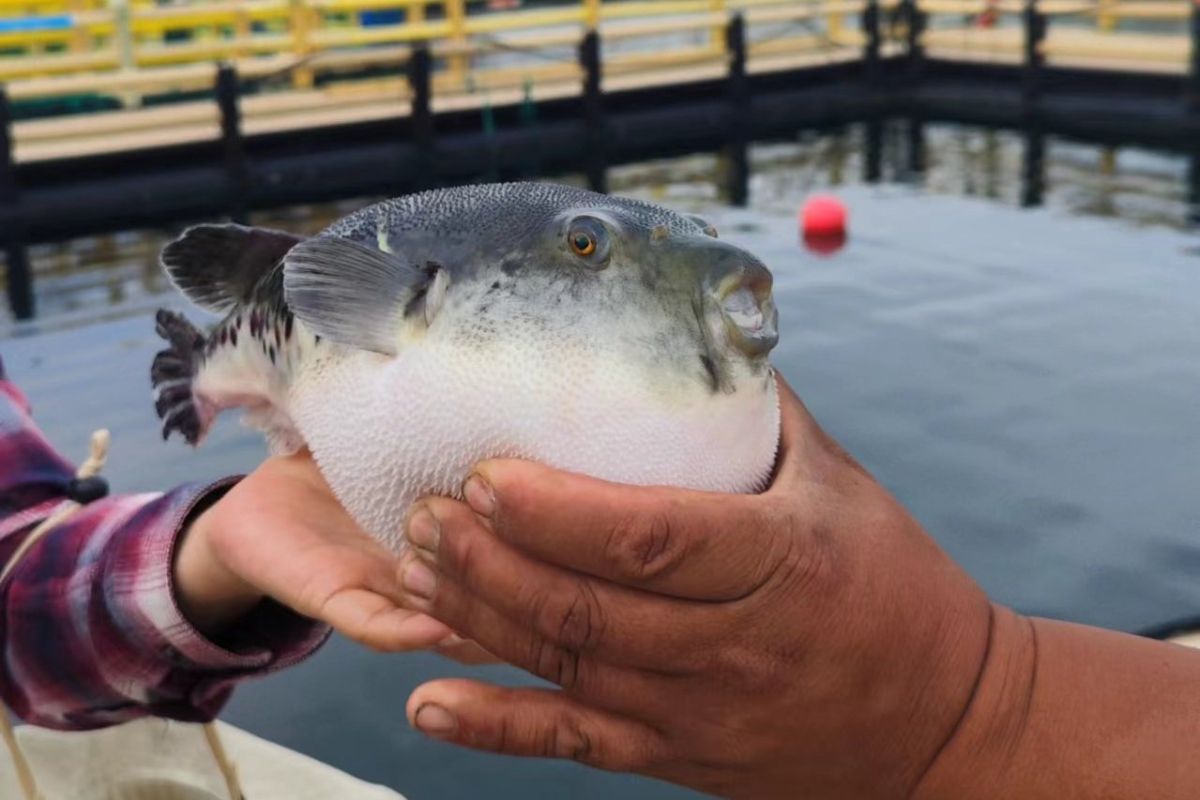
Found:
[2,126,1199,798]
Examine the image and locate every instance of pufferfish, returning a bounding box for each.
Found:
[151,182,781,552]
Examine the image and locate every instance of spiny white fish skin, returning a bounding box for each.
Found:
[173,183,782,553]
[289,293,780,551]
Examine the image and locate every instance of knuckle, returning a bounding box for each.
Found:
[548,711,641,772]
[554,715,596,764]
[517,576,607,654]
[603,504,688,583]
[527,634,582,690]
[553,579,606,652]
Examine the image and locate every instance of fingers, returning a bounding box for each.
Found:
[407,679,668,775]
[433,637,499,665]
[406,499,715,671]
[315,587,453,652]
[458,460,791,601]
[400,553,675,715]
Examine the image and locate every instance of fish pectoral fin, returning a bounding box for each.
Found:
[151,309,211,445]
[163,224,305,312]
[282,236,442,356]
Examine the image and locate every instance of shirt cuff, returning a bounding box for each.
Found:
[103,478,330,678]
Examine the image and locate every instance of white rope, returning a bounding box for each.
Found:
[0,429,244,800]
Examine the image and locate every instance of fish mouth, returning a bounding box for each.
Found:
[710,262,779,359]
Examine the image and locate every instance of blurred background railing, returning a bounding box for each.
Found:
[0,0,1197,319]
[0,0,1193,164]
[0,0,885,163]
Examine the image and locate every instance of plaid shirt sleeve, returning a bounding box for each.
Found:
[0,355,330,731]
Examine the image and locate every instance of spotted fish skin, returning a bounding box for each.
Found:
[152,182,781,551]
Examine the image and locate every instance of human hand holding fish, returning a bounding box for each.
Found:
[175,448,490,661]
[396,378,1200,799]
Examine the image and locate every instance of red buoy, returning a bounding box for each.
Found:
[802,229,847,256]
[800,194,847,237]
[800,195,848,256]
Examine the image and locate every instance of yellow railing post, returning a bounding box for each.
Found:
[111,0,138,106]
[290,0,315,89]
[113,0,134,72]
[234,4,251,61]
[1097,0,1117,32]
[709,0,727,54]
[68,0,88,53]
[583,0,601,28]
[446,0,468,87]
[827,0,845,43]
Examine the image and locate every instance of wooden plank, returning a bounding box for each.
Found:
[309,20,452,47]
[0,49,120,81]
[448,29,578,55]
[602,1,718,18]
[746,2,866,24]
[4,55,302,100]
[1044,29,1189,61]
[13,99,216,142]
[749,47,862,72]
[751,33,855,57]
[920,0,1091,15]
[243,100,407,135]
[1108,1,1190,20]
[135,35,295,67]
[603,45,725,77]
[431,79,580,112]
[464,6,585,34]
[924,27,1023,52]
[14,122,221,163]
[309,0,428,10]
[601,12,727,40]
[433,60,581,92]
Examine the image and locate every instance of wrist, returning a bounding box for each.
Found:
[173,495,264,636]
[910,604,1037,800]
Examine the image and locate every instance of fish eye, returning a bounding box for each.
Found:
[571,231,595,256]
[565,216,610,267]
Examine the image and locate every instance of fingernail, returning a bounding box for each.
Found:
[436,632,465,648]
[414,703,457,737]
[463,474,495,517]
[406,507,440,553]
[403,559,437,600]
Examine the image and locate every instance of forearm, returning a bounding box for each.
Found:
[916,605,1200,799]
[0,483,328,730]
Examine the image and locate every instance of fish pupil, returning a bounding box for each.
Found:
[572,233,594,255]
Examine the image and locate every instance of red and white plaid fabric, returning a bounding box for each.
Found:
[0,355,328,730]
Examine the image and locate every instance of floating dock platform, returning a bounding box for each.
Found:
[2,0,1200,318]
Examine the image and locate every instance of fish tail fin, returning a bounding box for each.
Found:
[151,308,211,446]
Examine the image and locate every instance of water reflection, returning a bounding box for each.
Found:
[3,120,1199,328]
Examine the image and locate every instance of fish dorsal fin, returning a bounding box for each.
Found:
[162,223,304,312]
[282,236,439,356]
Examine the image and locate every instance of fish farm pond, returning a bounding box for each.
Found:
[2,123,1199,799]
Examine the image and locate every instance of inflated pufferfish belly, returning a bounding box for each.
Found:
[151,183,782,552]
